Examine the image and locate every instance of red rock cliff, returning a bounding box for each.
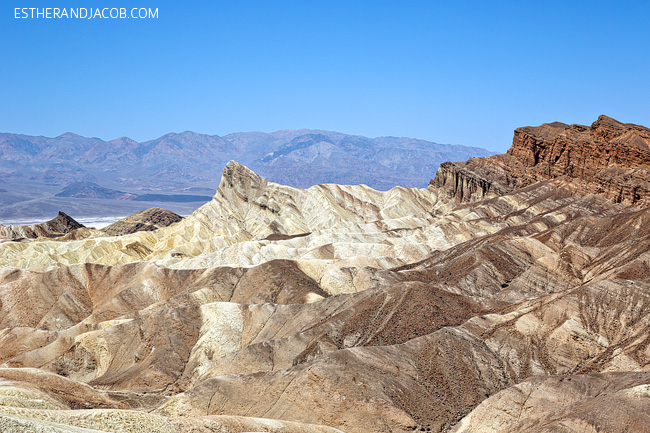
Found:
[431,115,650,205]
[508,115,650,177]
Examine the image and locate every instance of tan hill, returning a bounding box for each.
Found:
[0,160,446,269]
[102,207,183,236]
[0,116,649,432]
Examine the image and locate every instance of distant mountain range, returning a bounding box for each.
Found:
[0,129,494,190]
[0,128,494,220]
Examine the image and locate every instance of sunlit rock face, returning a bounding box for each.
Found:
[431,115,650,205]
[1,116,649,432]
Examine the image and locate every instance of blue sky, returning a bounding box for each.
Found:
[2,1,649,152]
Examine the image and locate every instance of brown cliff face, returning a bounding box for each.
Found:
[429,156,524,202]
[431,115,650,205]
[509,116,650,175]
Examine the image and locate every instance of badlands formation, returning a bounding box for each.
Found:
[0,115,649,432]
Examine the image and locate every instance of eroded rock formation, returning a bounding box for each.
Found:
[0,116,649,432]
[431,115,650,205]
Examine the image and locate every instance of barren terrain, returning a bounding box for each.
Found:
[0,116,649,432]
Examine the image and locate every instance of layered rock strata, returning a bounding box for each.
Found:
[1,116,649,432]
[431,115,650,205]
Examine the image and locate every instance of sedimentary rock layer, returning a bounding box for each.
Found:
[431,115,650,205]
[1,116,650,432]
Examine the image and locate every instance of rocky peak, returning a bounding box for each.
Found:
[429,159,517,202]
[591,114,650,145]
[0,211,84,240]
[218,160,268,198]
[49,211,84,232]
[108,136,138,146]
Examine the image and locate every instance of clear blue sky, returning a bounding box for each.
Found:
[2,1,649,152]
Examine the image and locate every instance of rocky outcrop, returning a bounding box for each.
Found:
[0,207,184,243]
[0,211,84,241]
[429,157,522,202]
[432,115,650,205]
[102,207,183,236]
[509,115,650,176]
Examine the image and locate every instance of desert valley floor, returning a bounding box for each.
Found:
[0,115,649,432]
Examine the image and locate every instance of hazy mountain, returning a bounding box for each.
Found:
[245,131,492,188]
[0,128,494,190]
[55,181,212,203]
[55,181,138,200]
[78,136,140,165]
[0,128,494,219]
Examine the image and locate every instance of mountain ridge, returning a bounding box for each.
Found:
[0,128,495,191]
